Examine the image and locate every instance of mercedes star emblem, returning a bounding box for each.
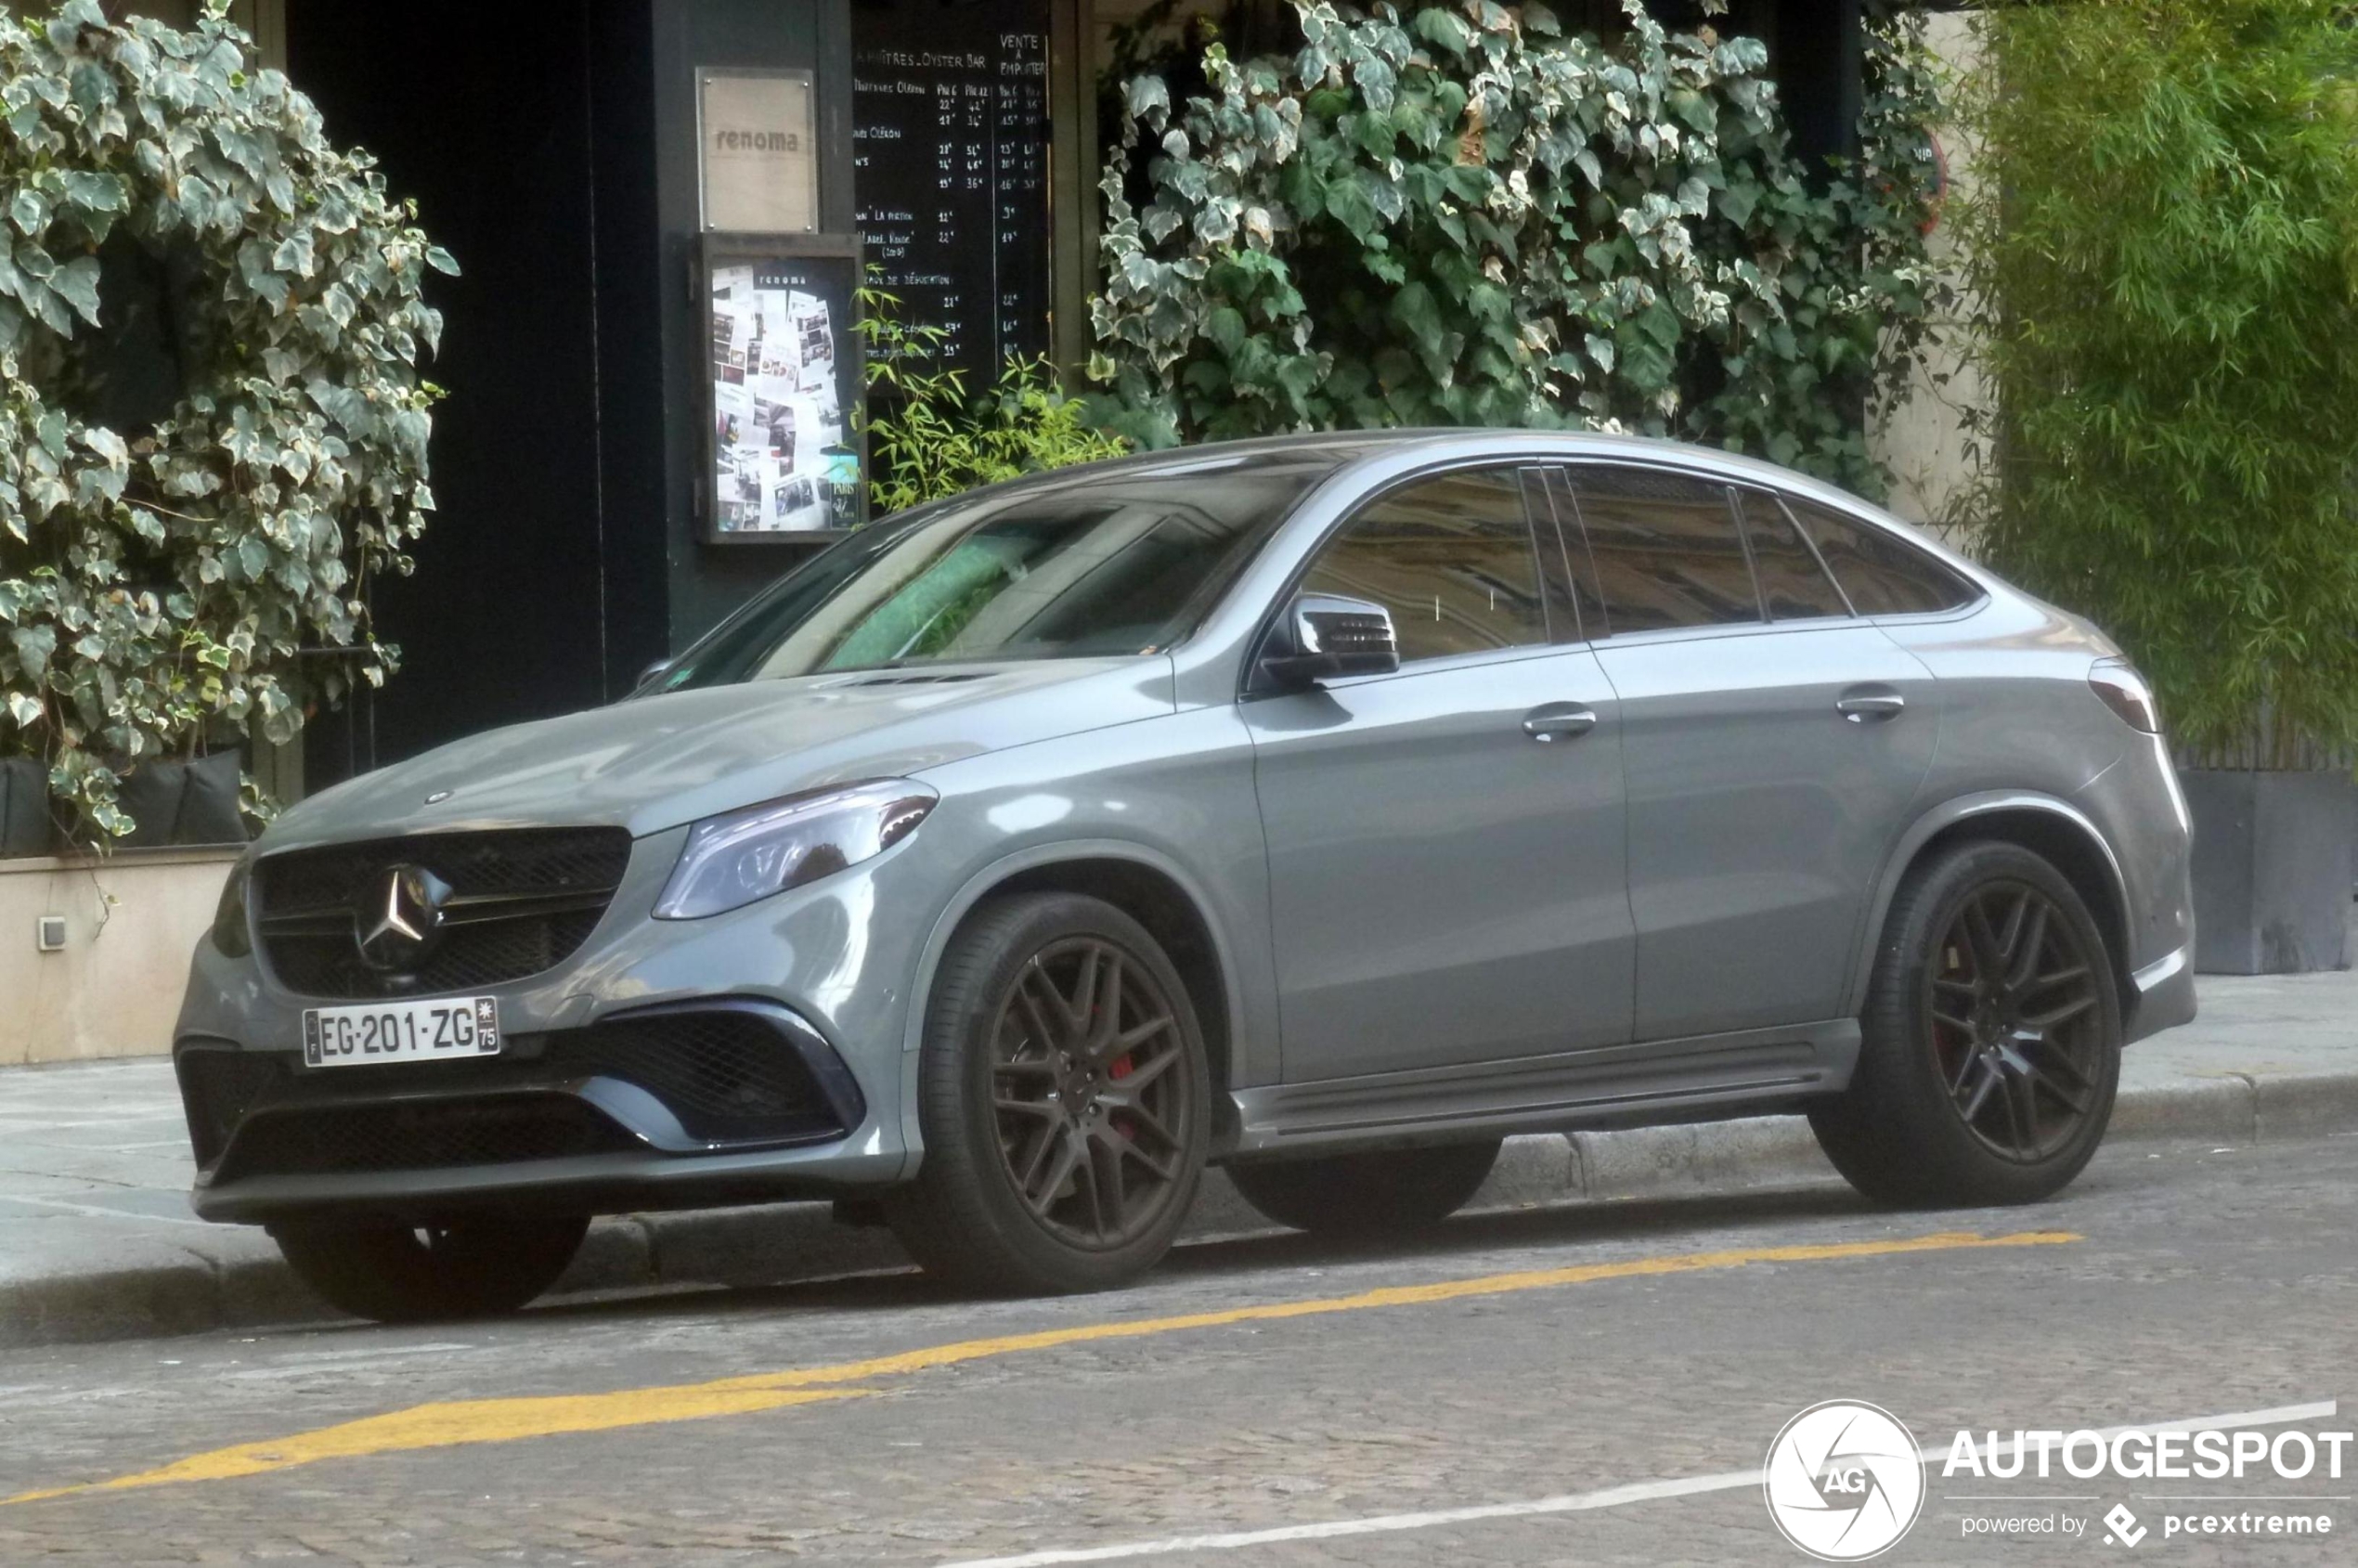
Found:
[354,863,452,973]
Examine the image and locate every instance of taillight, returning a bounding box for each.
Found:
[2089,658,2161,733]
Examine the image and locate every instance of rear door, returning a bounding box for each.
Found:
[1559,466,1939,1041]
[1244,465,1633,1081]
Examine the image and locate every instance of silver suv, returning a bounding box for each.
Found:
[175,432,2196,1321]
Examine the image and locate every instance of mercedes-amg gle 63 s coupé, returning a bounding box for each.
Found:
[175,432,2196,1322]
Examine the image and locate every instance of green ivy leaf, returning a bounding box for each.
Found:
[47,254,99,324]
[1325,173,1380,240]
[11,624,57,680]
[1412,7,1476,58]
[1207,305,1247,355]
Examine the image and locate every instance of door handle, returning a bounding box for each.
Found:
[1522,703,1598,744]
[1835,688,1907,723]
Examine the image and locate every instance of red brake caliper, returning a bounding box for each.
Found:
[1108,1055,1136,1139]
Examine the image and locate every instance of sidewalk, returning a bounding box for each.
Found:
[5,972,2354,1349]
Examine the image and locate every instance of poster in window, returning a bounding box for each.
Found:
[704,234,865,539]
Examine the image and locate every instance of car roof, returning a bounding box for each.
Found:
[913,428,1979,582]
[1014,429,1971,564]
[1021,428,1866,510]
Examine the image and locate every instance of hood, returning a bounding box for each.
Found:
[264,656,1177,851]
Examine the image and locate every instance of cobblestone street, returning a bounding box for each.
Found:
[2,1134,2351,1566]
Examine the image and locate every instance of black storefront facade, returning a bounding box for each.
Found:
[113,0,1874,795]
[282,0,1090,796]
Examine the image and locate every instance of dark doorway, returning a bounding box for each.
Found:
[287,2,613,787]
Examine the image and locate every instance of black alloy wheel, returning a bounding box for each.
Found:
[1809,840,2122,1209]
[885,893,1211,1293]
[989,935,1197,1249]
[1926,880,2108,1162]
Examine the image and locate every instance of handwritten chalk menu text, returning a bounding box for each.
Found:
[852,0,1052,384]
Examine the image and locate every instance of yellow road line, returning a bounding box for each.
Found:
[3,1228,2078,1506]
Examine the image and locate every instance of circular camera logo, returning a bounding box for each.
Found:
[1763,1400,1925,1562]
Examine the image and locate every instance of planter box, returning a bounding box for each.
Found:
[0,847,240,1064]
[2182,768,2356,975]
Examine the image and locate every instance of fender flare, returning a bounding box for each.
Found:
[1844,790,2131,1017]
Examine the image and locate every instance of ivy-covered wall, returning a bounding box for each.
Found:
[1086,0,1943,500]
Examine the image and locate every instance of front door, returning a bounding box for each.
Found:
[1561,466,1939,1041]
[1244,466,1633,1082]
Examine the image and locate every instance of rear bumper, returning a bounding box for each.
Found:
[2124,940,2197,1045]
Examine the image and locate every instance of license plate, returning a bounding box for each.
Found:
[303,997,502,1068]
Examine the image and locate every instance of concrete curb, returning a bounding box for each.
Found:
[6,1071,2353,1351]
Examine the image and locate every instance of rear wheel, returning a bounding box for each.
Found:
[270,1213,589,1324]
[1810,841,2121,1208]
[885,893,1210,1293]
[1227,1140,1501,1236]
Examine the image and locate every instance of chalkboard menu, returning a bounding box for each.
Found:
[850,0,1053,386]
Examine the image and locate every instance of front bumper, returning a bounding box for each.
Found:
[173,826,934,1225]
[176,998,895,1225]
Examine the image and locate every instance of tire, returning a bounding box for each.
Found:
[1227,1140,1502,1236]
[884,892,1211,1294]
[270,1213,589,1324]
[1810,840,2123,1209]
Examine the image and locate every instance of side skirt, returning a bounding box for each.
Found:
[1224,1019,1859,1158]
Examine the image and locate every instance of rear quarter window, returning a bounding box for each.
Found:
[1782,497,1981,616]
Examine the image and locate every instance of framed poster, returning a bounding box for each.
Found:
[702,233,866,541]
[697,68,818,234]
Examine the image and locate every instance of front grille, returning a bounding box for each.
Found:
[548,1011,837,1143]
[214,1095,641,1182]
[255,828,631,999]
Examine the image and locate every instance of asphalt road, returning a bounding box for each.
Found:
[1,1133,2352,1567]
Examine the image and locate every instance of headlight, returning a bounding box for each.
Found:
[654,779,939,920]
[212,858,253,957]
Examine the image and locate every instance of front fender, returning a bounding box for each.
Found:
[891,705,1274,1175]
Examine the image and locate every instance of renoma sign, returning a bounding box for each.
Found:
[1762,1400,2347,1559]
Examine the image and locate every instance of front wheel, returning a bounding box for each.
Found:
[270,1213,589,1324]
[1810,841,2122,1209]
[1227,1141,1501,1236]
[884,893,1211,1294]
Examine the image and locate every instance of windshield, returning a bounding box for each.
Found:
[654,456,1337,689]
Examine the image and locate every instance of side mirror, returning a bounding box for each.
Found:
[1255,593,1400,693]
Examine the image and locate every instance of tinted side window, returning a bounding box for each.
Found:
[1301,469,1549,663]
[1567,466,1760,633]
[1736,488,1851,621]
[1785,497,1980,616]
